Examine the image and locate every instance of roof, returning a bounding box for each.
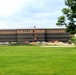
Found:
[0,28,65,30]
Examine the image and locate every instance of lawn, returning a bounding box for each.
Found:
[0,46,76,75]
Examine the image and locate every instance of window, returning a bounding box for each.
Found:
[23,30,25,32]
[19,30,21,32]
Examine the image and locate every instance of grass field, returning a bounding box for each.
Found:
[0,46,76,75]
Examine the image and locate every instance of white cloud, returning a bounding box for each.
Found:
[0,21,8,28]
[0,0,65,29]
[0,0,31,16]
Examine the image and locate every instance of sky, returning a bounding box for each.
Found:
[0,0,66,29]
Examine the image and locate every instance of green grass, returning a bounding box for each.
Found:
[0,46,76,75]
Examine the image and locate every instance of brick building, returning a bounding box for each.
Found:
[0,28,70,43]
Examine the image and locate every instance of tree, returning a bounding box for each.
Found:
[70,34,76,44]
[56,0,76,34]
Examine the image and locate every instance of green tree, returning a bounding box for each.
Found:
[70,35,76,44]
[56,0,76,34]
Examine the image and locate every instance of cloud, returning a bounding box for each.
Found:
[0,0,65,29]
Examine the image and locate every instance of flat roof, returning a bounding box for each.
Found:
[0,28,65,30]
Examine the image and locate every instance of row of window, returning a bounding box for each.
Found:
[0,30,31,32]
[0,37,69,40]
[0,38,17,39]
[0,38,43,40]
[0,35,44,37]
[0,30,16,32]
[0,30,43,33]
[46,29,64,32]
[22,30,30,32]
[0,29,64,33]
[46,33,69,35]
[46,37,69,39]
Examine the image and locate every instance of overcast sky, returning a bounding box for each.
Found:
[0,0,65,29]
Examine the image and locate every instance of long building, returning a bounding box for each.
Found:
[0,28,70,43]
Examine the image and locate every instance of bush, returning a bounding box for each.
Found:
[70,36,76,44]
[9,42,36,46]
